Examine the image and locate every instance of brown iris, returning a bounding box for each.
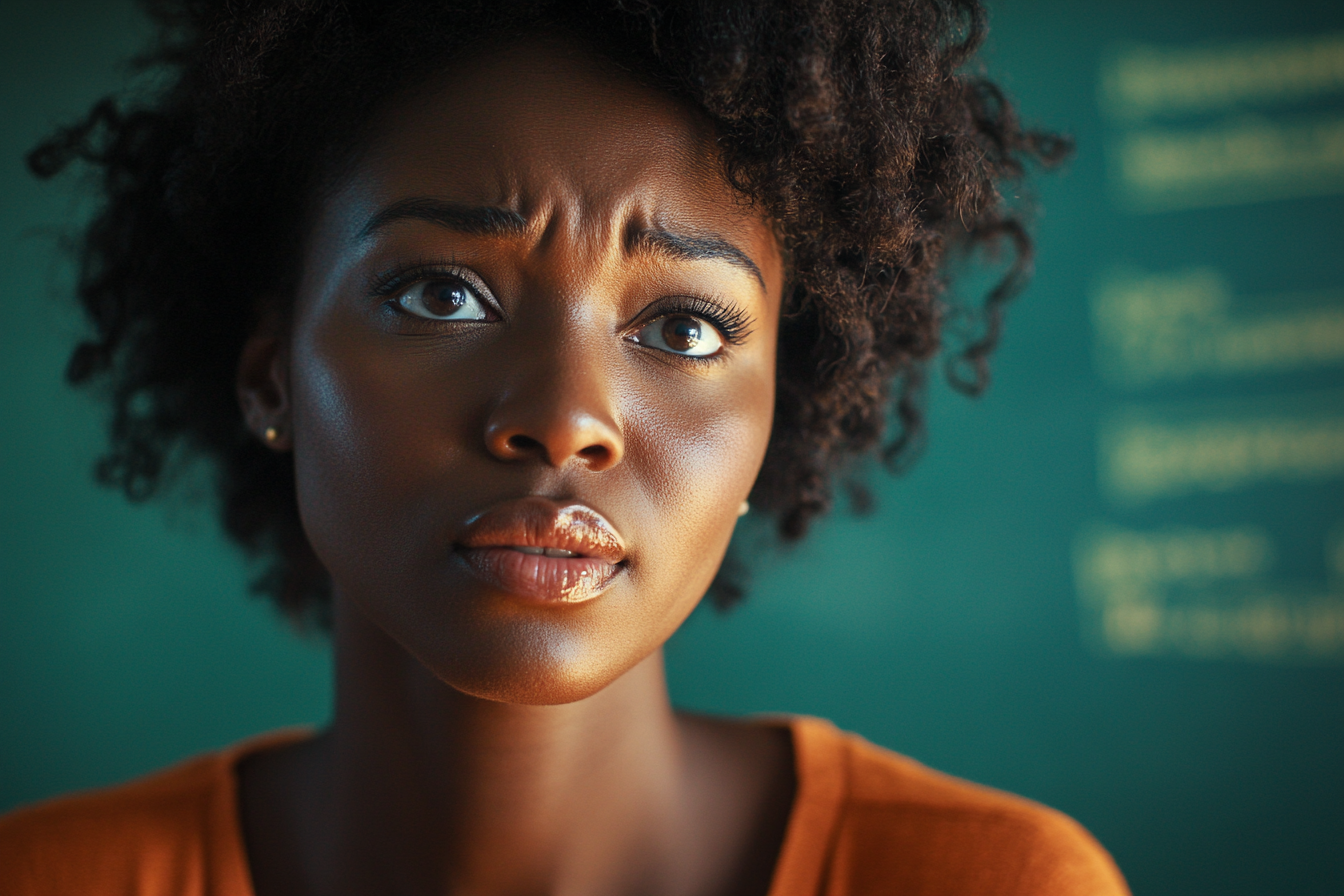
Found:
[425,280,471,315]
[662,316,703,352]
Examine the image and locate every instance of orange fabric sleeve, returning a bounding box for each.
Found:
[767,717,1130,896]
[0,733,302,896]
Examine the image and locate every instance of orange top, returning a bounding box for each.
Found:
[0,717,1129,895]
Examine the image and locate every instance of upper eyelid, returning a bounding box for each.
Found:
[371,263,501,310]
[634,296,755,345]
[370,260,474,291]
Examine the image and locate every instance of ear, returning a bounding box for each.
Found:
[236,307,293,452]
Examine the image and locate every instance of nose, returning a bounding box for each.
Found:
[483,349,625,472]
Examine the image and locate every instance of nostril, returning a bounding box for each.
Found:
[506,434,544,455]
[486,427,620,468]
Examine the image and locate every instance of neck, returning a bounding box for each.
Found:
[241,596,797,896]
[309,596,689,895]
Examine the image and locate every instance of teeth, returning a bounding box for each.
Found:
[511,546,579,558]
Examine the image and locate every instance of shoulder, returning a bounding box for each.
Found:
[791,717,1129,896]
[0,753,220,895]
[0,732,302,896]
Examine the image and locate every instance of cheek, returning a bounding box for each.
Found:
[286,317,465,591]
[623,358,775,602]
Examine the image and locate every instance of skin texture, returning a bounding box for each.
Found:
[235,38,795,896]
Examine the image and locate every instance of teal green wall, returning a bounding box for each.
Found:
[3,2,1341,893]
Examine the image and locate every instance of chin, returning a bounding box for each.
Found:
[444,665,632,707]
[435,630,644,706]
[343,585,676,707]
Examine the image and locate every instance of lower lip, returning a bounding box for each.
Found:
[456,548,622,604]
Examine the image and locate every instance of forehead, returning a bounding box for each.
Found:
[320,37,776,258]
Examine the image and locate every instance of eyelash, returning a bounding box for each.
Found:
[646,295,755,347]
[367,260,754,348]
[368,259,477,300]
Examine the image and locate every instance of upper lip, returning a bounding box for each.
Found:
[455,497,626,565]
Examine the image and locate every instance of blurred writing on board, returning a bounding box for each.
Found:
[1101,32,1344,118]
[1091,269,1344,385]
[1099,405,1344,502]
[1075,526,1344,659]
[1076,29,1344,662]
[1102,32,1344,210]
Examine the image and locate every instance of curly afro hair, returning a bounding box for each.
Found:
[28,0,1067,623]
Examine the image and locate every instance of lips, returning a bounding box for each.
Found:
[454,497,626,604]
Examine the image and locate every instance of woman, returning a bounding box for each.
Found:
[1,1,1128,893]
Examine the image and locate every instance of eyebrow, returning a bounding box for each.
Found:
[357,198,528,239]
[630,227,766,293]
[357,197,765,292]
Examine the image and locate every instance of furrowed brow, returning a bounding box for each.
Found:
[631,227,766,292]
[357,198,528,240]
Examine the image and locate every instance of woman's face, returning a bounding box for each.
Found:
[280,38,783,704]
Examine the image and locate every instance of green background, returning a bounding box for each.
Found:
[2,2,1341,893]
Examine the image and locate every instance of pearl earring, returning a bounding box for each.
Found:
[738,500,750,517]
[263,426,280,444]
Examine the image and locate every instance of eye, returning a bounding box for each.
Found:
[631,314,725,358]
[393,276,495,321]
